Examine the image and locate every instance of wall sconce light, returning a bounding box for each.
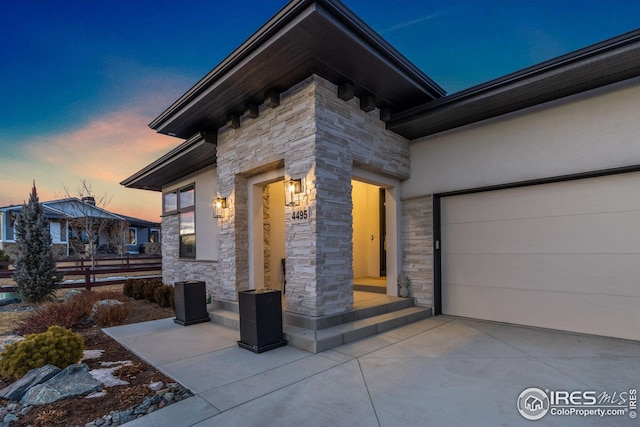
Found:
[213,197,227,218]
[285,178,304,207]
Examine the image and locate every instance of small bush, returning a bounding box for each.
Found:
[0,249,10,269]
[15,302,79,335]
[66,290,127,319]
[153,285,174,309]
[142,279,162,303]
[93,303,130,327]
[0,326,84,379]
[131,280,145,300]
[123,279,134,298]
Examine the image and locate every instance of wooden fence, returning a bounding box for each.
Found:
[0,256,162,292]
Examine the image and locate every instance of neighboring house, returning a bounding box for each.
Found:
[0,197,161,259]
[121,0,640,346]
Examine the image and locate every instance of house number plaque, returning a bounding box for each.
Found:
[291,208,310,222]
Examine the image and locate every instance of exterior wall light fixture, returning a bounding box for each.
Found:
[285,178,304,207]
[213,197,227,218]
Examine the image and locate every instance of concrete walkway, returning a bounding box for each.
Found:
[104,316,640,426]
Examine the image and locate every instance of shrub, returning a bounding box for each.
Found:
[153,285,174,309]
[0,249,10,269]
[93,302,130,327]
[131,280,145,300]
[142,279,162,303]
[0,326,84,379]
[15,302,79,335]
[123,278,134,298]
[66,290,127,320]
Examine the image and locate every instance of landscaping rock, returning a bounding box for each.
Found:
[0,364,60,401]
[20,364,103,406]
[63,289,82,302]
[3,412,19,425]
[91,299,124,316]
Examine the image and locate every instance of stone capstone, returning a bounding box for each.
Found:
[19,364,103,406]
[0,364,61,401]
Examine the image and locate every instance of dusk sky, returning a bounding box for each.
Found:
[1,0,639,222]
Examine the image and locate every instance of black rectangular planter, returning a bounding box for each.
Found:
[174,281,210,326]
[237,289,287,353]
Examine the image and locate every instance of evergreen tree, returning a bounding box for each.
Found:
[13,183,62,302]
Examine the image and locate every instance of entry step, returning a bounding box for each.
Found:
[284,306,432,353]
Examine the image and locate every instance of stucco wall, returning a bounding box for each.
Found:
[400,77,640,311]
[404,77,640,197]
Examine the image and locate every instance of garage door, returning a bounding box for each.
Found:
[441,172,640,341]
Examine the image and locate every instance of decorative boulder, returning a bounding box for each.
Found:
[20,364,103,406]
[91,299,124,316]
[0,364,60,401]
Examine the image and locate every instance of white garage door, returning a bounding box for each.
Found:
[441,172,640,341]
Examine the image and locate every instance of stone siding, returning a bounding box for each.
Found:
[215,75,412,316]
[0,242,67,260]
[161,214,219,297]
[217,77,317,307]
[401,195,434,306]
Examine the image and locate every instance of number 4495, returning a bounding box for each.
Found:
[292,209,308,220]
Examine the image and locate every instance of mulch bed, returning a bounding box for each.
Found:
[0,299,179,427]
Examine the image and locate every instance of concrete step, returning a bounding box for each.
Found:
[353,283,386,294]
[207,297,432,353]
[209,308,240,330]
[284,296,415,330]
[284,306,432,353]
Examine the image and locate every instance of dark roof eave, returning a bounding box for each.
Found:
[121,133,216,191]
[148,0,445,138]
[389,28,640,140]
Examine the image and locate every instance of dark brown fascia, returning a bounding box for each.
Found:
[148,0,444,137]
[388,28,640,140]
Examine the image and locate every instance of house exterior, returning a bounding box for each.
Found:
[122,0,640,343]
[0,197,161,259]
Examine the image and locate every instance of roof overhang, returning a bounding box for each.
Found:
[148,0,445,139]
[120,133,216,191]
[388,29,640,140]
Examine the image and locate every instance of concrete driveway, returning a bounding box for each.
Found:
[104,315,640,426]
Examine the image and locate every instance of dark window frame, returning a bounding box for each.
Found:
[163,184,196,259]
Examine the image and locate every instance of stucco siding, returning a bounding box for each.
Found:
[404,77,640,197]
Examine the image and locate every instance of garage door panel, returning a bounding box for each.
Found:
[442,285,639,341]
[443,171,640,224]
[443,253,640,296]
[441,172,640,341]
[443,210,640,254]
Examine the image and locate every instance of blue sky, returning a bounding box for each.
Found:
[1,0,639,220]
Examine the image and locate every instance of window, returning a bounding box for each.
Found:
[50,222,61,242]
[164,184,196,258]
[127,228,137,245]
[163,192,178,214]
[149,229,161,243]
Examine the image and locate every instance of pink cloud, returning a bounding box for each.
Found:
[1,109,180,221]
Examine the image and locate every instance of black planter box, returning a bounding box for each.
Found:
[174,281,210,326]
[237,289,287,353]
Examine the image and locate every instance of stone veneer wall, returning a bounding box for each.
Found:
[1,242,67,260]
[262,186,271,289]
[216,75,411,316]
[161,214,218,297]
[217,76,317,307]
[311,78,411,315]
[401,195,434,306]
